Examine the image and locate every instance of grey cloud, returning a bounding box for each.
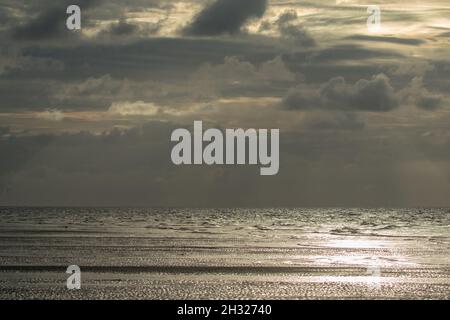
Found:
[11,0,100,41]
[0,122,272,206]
[0,131,55,194]
[346,35,425,46]
[389,60,434,77]
[189,56,296,98]
[97,17,166,39]
[2,120,450,207]
[276,10,298,26]
[1,0,450,208]
[279,24,315,47]
[276,10,315,47]
[184,0,268,36]
[0,127,10,136]
[0,79,56,111]
[311,45,402,63]
[0,37,282,111]
[417,96,442,110]
[107,20,139,36]
[258,10,315,47]
[304,112,365,131]
[14,37,278,81]
[12,7,69,40]
[401,77,444,111]
[0,55,65,77]
[283,74,399,112]
[0,5,16,27]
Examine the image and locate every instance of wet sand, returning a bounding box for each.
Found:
[0,207,449,299]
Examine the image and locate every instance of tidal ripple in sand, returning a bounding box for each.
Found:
[0,207,449,299]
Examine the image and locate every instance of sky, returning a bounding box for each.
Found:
[0,0,450,207]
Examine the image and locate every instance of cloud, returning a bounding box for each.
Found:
[258,10,315,47]
[346,35,425,46]
[107,20,140,36]
[10,37,280,83]
[35,109,66,121]
[0,127,10,136]
[0,54,65,76]
[416,95,443,110]
[193,55,295,83]
[107,101,161,116]
[11,0,99,40]
[184,0,268,36]
[276,10,315,47]
[12,7,68,40]
[0,6,16,27]
[283,74,399,112]
[401,77,443,111]
[304,112,365,131]
[438,31,450,38]
[2,120,450,207]
[189,56,296,98]
[97,18,165,39]
[310,45,402,63]
[1,0,450,208]
[62,75,128,97]
[390,60,434,77]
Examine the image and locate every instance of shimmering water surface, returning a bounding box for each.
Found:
[0,207,449,299]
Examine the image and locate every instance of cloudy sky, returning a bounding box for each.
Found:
[0,0,450,206]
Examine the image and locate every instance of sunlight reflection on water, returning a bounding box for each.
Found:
[325,239,386,249]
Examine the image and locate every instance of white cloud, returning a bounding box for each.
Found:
[35,109,66,121]
[107,101,161,116]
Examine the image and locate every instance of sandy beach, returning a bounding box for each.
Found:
[0,207,449,299]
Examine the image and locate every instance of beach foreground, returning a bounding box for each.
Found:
[0,208,449,299]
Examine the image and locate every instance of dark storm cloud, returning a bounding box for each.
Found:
[283,74,399,112]
[184,0,268,36]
